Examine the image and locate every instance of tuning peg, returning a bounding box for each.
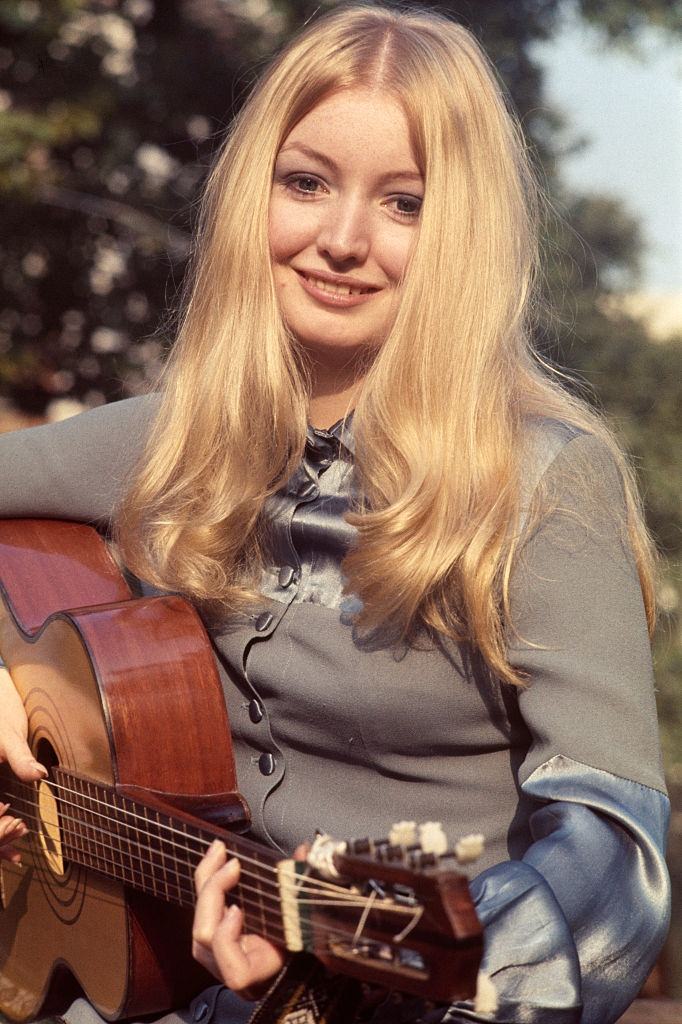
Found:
[389,820,417,846]
[418,821,448,856]
[307,833,348,879]
[454,833,485,864]
[416,851,437,868]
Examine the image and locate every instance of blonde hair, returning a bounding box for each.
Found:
[114,0,657,686]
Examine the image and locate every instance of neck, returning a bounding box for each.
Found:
[307,356,366,430]
[3,767,288,947]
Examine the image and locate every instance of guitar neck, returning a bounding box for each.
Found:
[5,767,289,948]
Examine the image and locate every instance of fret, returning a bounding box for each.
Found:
[71,774,86,872]
[155,808,170,902]
[51,769,284,926]
[168,805,184,905]
[108,789,123,885]
[89,781,103,872]
[180,819,196,906]
[112,789,135,890]
[83,779,99,874]
[142,804,162,899]
[254,846,268,941]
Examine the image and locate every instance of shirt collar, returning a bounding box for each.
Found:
[305,410,355,461]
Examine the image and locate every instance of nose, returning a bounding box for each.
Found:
[316,194,370,264]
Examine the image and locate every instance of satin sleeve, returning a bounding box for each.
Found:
[439,431,670,1024]
[0,394,158,523]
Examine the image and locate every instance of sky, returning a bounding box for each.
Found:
[531,9,682,295]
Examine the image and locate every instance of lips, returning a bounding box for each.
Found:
[296,270,380,294]
[294,269,381,307]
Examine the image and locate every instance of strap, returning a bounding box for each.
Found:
[246,953,448,1024]
[246,952,368,1024]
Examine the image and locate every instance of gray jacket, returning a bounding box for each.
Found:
[0,396,670,1024]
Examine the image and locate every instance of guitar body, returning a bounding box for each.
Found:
[0,519,249,1022]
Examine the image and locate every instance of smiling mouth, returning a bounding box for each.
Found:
[297,271,379,297]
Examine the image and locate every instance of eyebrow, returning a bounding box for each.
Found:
[278,142,423,185]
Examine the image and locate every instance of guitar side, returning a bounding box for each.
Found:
[0,519,247,1021]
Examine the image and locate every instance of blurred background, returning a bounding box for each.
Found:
[0,0,681,1001]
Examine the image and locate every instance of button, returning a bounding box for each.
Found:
[249,699,264,723]
[258,752,276,775]
[193,1002,209,1022]
[278,565,297,588]
[254,611,273,631]
[298,480,318,499]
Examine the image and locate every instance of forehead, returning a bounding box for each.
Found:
[279,88,419,172]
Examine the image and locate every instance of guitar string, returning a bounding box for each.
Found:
[2,792,384,912]
[1,785,428,951]
[1,778,431,946]
[2,778,375,901]
[1,794,376,925]
[0,860,422,969]
[4,792,399,927]
[3,822,423,954]
[6,773,392,899]
[2,794,421,920]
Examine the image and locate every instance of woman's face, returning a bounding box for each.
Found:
[269,88,423,363]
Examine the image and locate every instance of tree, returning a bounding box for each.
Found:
[1,0,680,717]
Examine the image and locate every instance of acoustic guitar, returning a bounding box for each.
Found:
[0,518,483,1022]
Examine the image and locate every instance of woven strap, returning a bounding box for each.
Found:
[247,952,382,1024]
[247,953,448,1024]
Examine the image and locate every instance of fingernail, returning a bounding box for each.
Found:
[209,839,225,854]
[226,856,239,871]
[31,762,48,776]
[226,903,240,919]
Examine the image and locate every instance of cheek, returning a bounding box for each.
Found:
[374,231,414,283]
[268,196,315,263]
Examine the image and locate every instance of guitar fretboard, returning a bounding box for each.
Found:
[7,767,288,947]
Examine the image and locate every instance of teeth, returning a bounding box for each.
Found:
[306,275,367,296]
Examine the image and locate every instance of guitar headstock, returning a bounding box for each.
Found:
[277,822,485,1002]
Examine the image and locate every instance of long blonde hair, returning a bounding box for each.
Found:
[114,0,657,686]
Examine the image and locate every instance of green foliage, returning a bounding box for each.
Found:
[0,0,680,760]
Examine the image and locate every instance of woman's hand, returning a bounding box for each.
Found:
[192,839,287,999]
[0,665,47,863]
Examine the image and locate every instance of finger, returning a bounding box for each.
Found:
[194,839,228,895]
[212,907,285,992]
[191,940,223,982]
[0,845,23,864]
[0,816,28,863]
[293,842,311,860]
[0,732,47,783]
[193,857,240,946]
[0,816,28,837]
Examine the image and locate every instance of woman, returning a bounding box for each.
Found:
[0,3,670,1023]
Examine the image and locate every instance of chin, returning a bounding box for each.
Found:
[295,334,379,362]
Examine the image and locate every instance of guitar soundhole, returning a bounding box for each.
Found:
[35,739,66,877]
